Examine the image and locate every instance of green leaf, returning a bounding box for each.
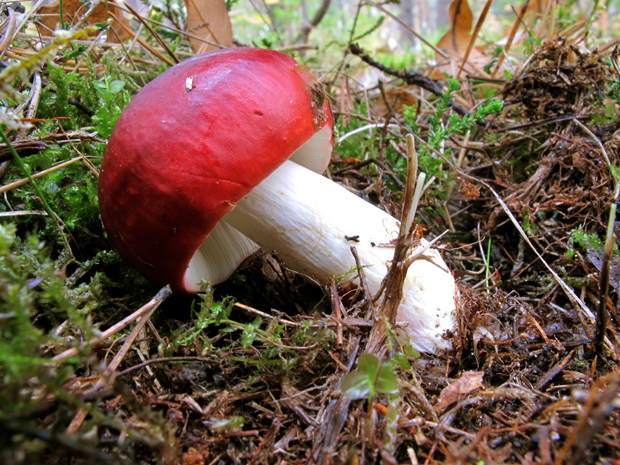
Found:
[341,370,372,400]
[342,354,399,399]
[241,316,262,349]
[358,353,379,379]
[404,345,420,359]
[92,81,108,98]
[376,361,399,394]
[108,80,126,96]
[392,352,411,370]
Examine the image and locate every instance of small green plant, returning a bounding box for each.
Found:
[567,227,620,261]
[403,80,503,185]
[170,283,235,351]
[61,42,88,60]
[0,224,89,420]
[241,316,262,349]
[391,341,420,371]
[342,353,398,400]
[341,353,399,440]
[92,75,128,138]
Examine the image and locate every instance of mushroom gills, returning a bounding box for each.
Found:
[222,157,457,353]
[186,220,259,287]
[288,125,333,173]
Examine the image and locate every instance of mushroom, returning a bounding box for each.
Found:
[98,47,457,353]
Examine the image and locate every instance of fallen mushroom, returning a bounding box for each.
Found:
[98,47,457,353]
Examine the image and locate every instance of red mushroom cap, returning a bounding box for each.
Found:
[98,47,333,292]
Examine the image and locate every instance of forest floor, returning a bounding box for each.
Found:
[0,2,619,464]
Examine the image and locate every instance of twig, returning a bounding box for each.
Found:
[348,43,470,117]
[248,418,280,465]
[457,0,493,79]
[53,285,173,361]
[0,210,47,217]
[301,0,331,43]
[328,276,344,345]
[66,285,172,433]
[111,2,225,50]
[534,349,574,390]
[118,356,215,376]
[350,246,375,319]
[70,0,102,31]
[492,0,530,77]
[234,302,301,326]
[108,12,175,66]
[0,6,16,59]
[123,1,179,65]
[0,157,83,194]
[332,156,404,190]
[596,232,615,355]
[367,1,448,60]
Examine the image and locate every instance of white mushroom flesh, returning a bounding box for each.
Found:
[223,158,457,353]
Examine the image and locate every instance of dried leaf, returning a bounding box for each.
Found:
[373,88,417,117]
[435,0,488,78]
[435,371,485,412]
[529,0,550,17]
[183,0,233,54]
[36,0,132,41]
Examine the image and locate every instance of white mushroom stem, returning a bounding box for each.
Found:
[223,159,457,353]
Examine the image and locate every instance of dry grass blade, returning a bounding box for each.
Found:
[368,1,449,60]
[123,1,180,64]
[535,0,554,40]
[596,228,615,355]
[53,285,173,362]
[108,11,175,66]
[492,0,530,77]
[546,0,557,42]
[65,285,172,433]
[400,134,418,236]
[0,157,83,194]
[365,136,422,355]
[459,171,602,339]
[456,0,493,79]
[0,7,17,59]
